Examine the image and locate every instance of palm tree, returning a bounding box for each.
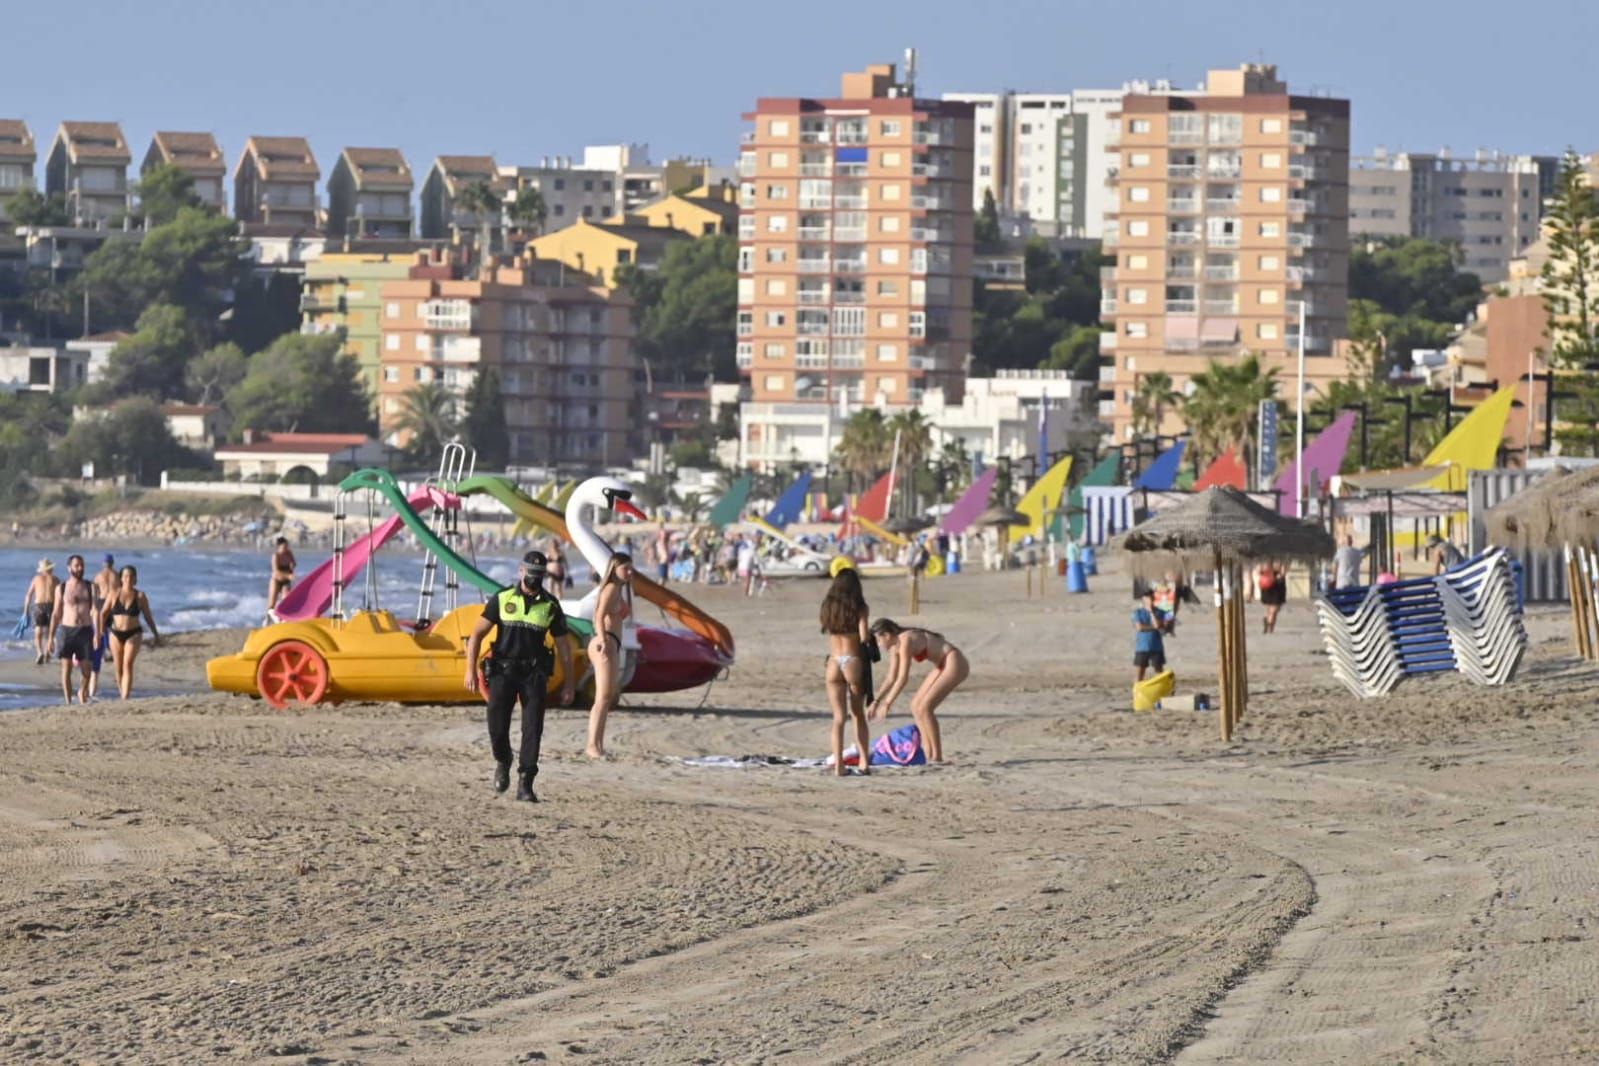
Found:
[506,186,548,238]
[1183,355,1279,479]
[1130,371,1180,439]
[453,180,502,262]
[886,409,935,514]
[835,408,892,492]
[394,382,459,464]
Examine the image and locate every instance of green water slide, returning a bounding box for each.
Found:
[338,468,501,597]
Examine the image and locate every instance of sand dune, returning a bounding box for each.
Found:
[3,562,1598,1063]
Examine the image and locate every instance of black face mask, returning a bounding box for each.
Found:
[519,574,543,593]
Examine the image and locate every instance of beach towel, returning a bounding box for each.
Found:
[12,610,30,639]
[870,723,926,765]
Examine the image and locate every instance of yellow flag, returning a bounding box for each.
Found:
[1010,456,1073,539]
[1421,386,1516,491]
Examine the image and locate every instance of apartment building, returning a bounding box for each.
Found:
[234,136,322,229]
[327,147,415,239]
[45,122,131,224]
[1349,150,1557,282]
[0,120,36,230]
[375,254,640,467]
[1100,64,1351,443]
[627,191,739,236]
[942,87,1149,239]
[418,155,505,241]
[502,159,622,227]
[735,61,975,469]
[141,132,226,209]
[526,219,683,288]
[300,251,424,404]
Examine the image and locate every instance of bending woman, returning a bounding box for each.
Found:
[868,618,967,764]
[819,568,872,777]
[98,565,160,700]
[585,551,634,758]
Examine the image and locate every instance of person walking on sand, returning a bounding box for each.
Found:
[89,554,118,698]
[1133,588,1166,683]
[868,618,968,764]
[50,555,98,704]
[819,568,872,777]
[98,565,160,700]
[23,559,58,665]
[267,537,296,613]
[463,551,576,803]
[1258,561,1286,633]
[585,551,635,758]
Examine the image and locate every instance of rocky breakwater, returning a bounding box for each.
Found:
[68,510,275,546]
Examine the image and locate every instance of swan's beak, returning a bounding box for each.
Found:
[614,499,648,521]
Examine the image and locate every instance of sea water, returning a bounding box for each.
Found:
[0,545,558,709]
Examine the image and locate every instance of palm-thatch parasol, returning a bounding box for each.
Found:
[1485,466,1599,661]
[883,515,935,535]
[1112,487,1335,741]
[1482,465,1595,551]
[976,507,1028,527]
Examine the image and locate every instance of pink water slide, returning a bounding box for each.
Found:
[272,486,458,621]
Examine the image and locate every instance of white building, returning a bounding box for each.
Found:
[502,158,623,227]
[0,344,86,393]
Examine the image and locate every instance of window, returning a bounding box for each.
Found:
[1127,219,1150,236]
[1129,152,1151,167]
[737,246,753,272]
[880,120,902,137]
[1261,152,1282,169]
[1260,186,1282,203]
[1258,254,1280,270]
[385,302,399,319]
[385,334,400,351]
[553,177,565,191]
[1127,288,1148,305]
[880,183,901,201]
[602,179,613,192]
[910,279,926,304]
[1129,119,1151,134]
[766,183,790,200]
[1125,321,1148,337]
[769,119,790,136]
[582,205,593,217]
[878,377,898,395]
[979,164,991,176]
[879,215,901,233]
[764,310,787,326]
[878,247,901,265]
[415,366,431,382]
[1127,254,1148,269]
[908,311,925,337]
[764,374,786,390]
[737,278,754,301]
[583,179,594,191]
[766,214,789,232]
[765,278,787,295]
[878,311,900,328]
[1127,186,1150,203]
[1257,323,1280,340]
[763,342,785,357]
[1260,118,1282,134]
[1259,288,1280,305]
[876,280,899,296]
[769,151,789,167]
[876,343,897,361]
[1259,221,1281,237]
[553,204,565,217]
[383,366,399,383]
[737,311,753,336]
[764,246,788,263]
[414,334,428,351]
[882,151,901,167]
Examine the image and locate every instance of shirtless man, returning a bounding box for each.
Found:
[23,559,58,665]
[50,555,98,703]
[268,537,296,613]
[89,554,118,698]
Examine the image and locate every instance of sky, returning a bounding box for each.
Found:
[4,0,1595,183]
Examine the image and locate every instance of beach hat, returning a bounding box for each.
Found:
[829,555,857,577]
[36,558,53,574]
[103,553,114,565]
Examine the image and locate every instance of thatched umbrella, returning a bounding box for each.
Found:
[1112,486,1335,741]
[1486,466,1599,660]
[976,507,1027,527]
[1483,466,1584,551]
[883,515,935,535]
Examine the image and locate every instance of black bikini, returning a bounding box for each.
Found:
[109,596,142,643]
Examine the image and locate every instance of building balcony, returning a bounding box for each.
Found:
[1206,165,1242,179]
[1098,331,1117,353]
[299,293,345,313]
[797,290,829,304]
[1165,299,1197,313]
[1207,233,1240,248]
[1170,131,1204,145]
[1167,199,1200,214]
[833,226,866,240]
[833,195,867,209]
[910,196,951,210]
[1099,363,1118,382]
[832,291,865,304]
[796,259,831,273]
[1098,398,1118,417]
[1167,164,1200,178]
[1289,129,1321,147]
[796,322,829,336]
[1287,198,1311,214]
[913,130,950,146]
[1206,198,1240,211]
[909,228,948,242]
[797,225,830,239]
[833,354,865,369]
[1167,232,1201,246]
[833,259,867,274]
[912,162,954,178]
[1100,297,1118,315]
[1287,233,1317,248]
[798,163,831,177]
[740,131,756,144]
[1102,230,1119,247]
[736,351,752,368]
[799,131,830,144]
[1167,265,1197,279]
[1204,299,1239,314]
[1204,265,1238,281]
[432,336,482,362]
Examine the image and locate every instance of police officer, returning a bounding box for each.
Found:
[464,550,575,802]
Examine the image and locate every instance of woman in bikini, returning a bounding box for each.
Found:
[98,565,160,700]
[819,567,872,777]
[868,619,967,764]
[585,551,634,758]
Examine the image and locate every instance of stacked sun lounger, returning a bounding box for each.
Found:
[1315,549,1527,698]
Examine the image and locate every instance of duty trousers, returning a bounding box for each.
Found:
[485,667,547,777]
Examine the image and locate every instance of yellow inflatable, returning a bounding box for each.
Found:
[1132,670,1176,712]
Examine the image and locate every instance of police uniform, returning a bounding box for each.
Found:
[480,582,569,785]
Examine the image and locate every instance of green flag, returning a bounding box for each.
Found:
[707,474,752,529]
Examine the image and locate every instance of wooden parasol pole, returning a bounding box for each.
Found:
[1234,562,1249,727]
[1215,553,1232,742]
[1582,544,1599,661]
[1565,545,1583,658]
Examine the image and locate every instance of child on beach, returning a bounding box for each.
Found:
[819,568,872,777]
[1133,589,1166,682]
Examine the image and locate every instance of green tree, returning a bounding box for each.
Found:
[975,187,1001,246]
[506,185,548,235]
[186,342,248,405]
[621,233,738,381]
[225,333,376,435]
[393,382,459,464]
[96,304,199,400]
[0,393,69,506]
[1540,149,1599,455]
[5,189,70,226]
[134,163,203,227]
[454,180,502,258]
[834,407,892,490]
[971,244,1106,378]
[886,409,934,513]
[55,397,195,485]
[77,205,242,328]
[1130,371,1180,439]
[1350,236,1482,326]
[1041,323,1104,378]
[460,368,509,469]
[1182,355,1279,477]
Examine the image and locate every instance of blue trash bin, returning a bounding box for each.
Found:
[945,550,961,575]
[1066,560,1089,593]
[1082,545,1098,575]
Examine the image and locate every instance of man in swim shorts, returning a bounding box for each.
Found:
[23,559,58,665]
[51,554,98,703]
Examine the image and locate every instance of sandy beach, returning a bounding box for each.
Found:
[3,561,1599,1063]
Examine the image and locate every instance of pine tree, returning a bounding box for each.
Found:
[461,368,509,469]
[1540,150,1599,455]
[975,187,1002,246]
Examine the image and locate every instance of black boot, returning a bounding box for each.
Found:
[493,762,511,793]
[516,773,538,803]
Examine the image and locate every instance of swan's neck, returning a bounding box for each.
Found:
[568,500,612,573]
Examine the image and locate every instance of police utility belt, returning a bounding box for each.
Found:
[484,653,551,678]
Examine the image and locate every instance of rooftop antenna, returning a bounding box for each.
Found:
[903,47,918,97]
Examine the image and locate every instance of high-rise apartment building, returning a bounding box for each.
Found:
[1099,64,1351,442]
[1349,150,1556,282]
[942,85,1161,239]
[735,60,974,467]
